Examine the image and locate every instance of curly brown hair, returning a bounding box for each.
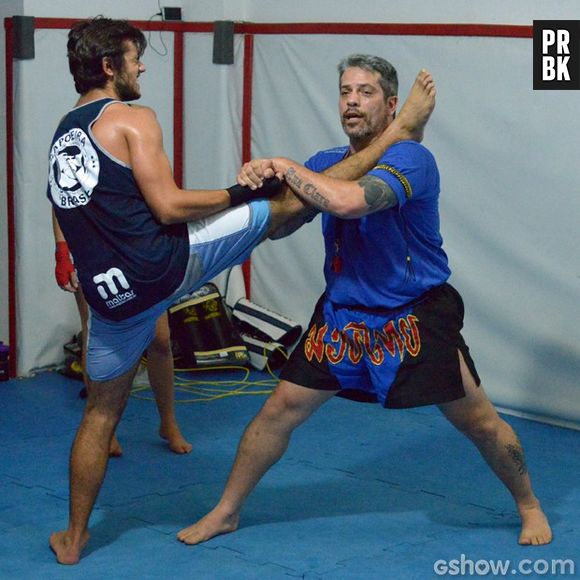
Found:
[67,16,146,94]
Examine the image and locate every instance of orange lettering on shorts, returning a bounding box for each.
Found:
[399,314,421,357]
[367,330,386,365]
[375,320,405,361]
[326,328,347,363]
[304,323,328,363]
[343,322,367,364]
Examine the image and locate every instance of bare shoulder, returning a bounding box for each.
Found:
[99,102,161,141]
[103,102,157,125]
[92,102,162,162]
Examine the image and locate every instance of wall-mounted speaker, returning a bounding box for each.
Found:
[213,20,234,65]
[13,16,35,60]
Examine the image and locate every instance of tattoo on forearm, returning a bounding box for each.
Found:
[506,442,528,475]
[286,167,330,209]
[359,175,397,212]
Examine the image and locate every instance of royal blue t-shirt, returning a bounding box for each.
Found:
[305,140,451,309]
[47,99,189,321]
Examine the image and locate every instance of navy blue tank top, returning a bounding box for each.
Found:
[47,98,189,320]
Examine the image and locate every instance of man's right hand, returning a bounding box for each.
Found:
[237,159,284,190]
[55,241,78,292]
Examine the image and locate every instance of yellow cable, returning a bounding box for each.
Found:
[131,344,288,403]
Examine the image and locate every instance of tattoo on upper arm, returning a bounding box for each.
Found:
[286,167,330,210]
[359,175,397,213]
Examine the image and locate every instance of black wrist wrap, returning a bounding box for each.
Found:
[227,177,282,207]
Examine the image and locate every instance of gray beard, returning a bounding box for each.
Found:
[343,125,374,148]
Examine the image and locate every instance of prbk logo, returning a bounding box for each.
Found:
[93,268,136,310]
[48,128,99,207]
[533,20,580,89]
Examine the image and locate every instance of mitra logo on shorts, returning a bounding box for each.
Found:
[93,268,136,310]
[533,20,580,89]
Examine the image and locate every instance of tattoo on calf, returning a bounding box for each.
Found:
[359,175,397,212]
[286,167,330,209]
[506,442,528,475]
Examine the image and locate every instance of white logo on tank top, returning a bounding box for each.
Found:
[48,128,99,208]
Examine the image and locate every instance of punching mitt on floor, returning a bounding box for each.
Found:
[169,283,248,367]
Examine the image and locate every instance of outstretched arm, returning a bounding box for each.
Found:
[123,107,232,224]
[277,162,398,219]
[96,104,279,225]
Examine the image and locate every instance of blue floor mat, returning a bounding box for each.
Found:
[0,369,577,579]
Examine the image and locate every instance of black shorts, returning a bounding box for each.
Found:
[280,283,480,409]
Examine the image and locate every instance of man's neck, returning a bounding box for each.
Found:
[349,133,384,155]
[76,87,119,107]
[349,138,371,155]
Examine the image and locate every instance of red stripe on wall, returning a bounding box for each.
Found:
[4,19,17,377]
[33,18,214,33]
[242,34,255,165]
[239,22,532,38]
[30,19,532,38]
[241,34,255,298]
[173,31,184,187]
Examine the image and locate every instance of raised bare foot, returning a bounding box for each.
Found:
[109,433,123,457]
[390,69,436,143]
[160,423,193,454]
[49,529,90,565]
[177,508,239,545]
[518,503,553,545]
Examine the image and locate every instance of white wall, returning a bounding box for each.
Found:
[2,1,579,427]
[25,0,569,24]
[14,0,580,25]
[21,0,183,20]
[247,32,580,426]
[222,0,580,25]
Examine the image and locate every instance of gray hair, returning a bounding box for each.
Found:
[338,54,398,99]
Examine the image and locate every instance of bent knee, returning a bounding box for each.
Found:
[147,337,172,357]
[82,404,123,431]
[261,391,299,422]
[456,411,503,442]
[260,385,316,427]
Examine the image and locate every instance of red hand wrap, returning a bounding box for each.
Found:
[55,241,75,287]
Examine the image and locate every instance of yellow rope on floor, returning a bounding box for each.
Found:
[130,346,287,403]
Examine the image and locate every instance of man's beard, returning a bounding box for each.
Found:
[342,119,374,146]
[342,112,389,148]
[114,73,140,102]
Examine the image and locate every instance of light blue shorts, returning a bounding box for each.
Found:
[86,200,271,381]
